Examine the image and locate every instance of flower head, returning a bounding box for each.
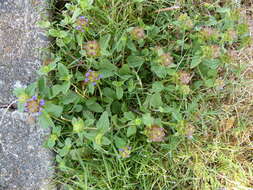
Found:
[130,27,145,40]
[159,53,173,66]
[118,146,131,158]
[24,96,45,115]
[75,16,89,32]
[145,125,166,142]
[83,40,100,57]
[200,27,219,41]
[202,45,221,59]
[178,14,194,30]
[84,69,102,86]
[179,71,191,85]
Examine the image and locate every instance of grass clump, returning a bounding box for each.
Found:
[14,0,253,189]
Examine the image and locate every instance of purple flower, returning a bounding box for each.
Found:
[24,96,45,116]
[76,16,89,31]
[84,69,102,86]
[118,146,131,158]
[40,99,45,106]
[32,96,37,100]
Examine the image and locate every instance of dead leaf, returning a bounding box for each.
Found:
[224,117,236,132]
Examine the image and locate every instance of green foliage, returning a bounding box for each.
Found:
[16,0,253,189]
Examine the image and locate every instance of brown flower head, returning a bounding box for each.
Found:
[83,40,100,57]
[200,27,218,40]
[131,27,145,40]
[179,71,191,85]
[145,125,166,142]
[211,45,221,58]
[159,53,173,66]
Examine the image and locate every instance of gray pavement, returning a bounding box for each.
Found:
[0,0,54,189]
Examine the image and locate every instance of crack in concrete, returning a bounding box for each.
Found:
[0,103,17,110]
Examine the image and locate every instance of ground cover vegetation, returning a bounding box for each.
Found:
[14,0,253,189]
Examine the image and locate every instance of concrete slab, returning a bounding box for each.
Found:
[0,110,55,190]
[0,0,49,104]
[0,0,55,189]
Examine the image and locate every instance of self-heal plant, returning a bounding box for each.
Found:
[118,146,131,158]
[145,125,166,142]
[179,71,192,85]
[24,96,45,116]
[159,53,174,67]
[23,1,252,189]
[75,16,89,32]
[130,27,145,40]
[83,40,100,57]
[84,69,102,86]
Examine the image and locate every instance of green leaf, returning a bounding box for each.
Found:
[52,85,63,98]
[61,81,71,94]
[127,56,144,68]
[38,20,50,28]
[72,118,85,133]
[127,126,137,137]
[190,55,202,69]
[114,136,126,148]
[45,103,63,117]
[95,133,104,145]
[116,87,124,100]
[151,82,164,93]
[150,92,163,108]
[58,63,71,80]
[151,65,167,78]
[142,113,154,127]
[48,29,59,37]
[38,110,55,128]
[124,112,135,121]
[61,91,79,105]
[38,62,57,75]
[38,77,50,98]
[96,111,110,133]
[100,34,111,51]
[101,136,111,145]
[47,135,57,148]
[79,0,94,9]
[86,99,104,113]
